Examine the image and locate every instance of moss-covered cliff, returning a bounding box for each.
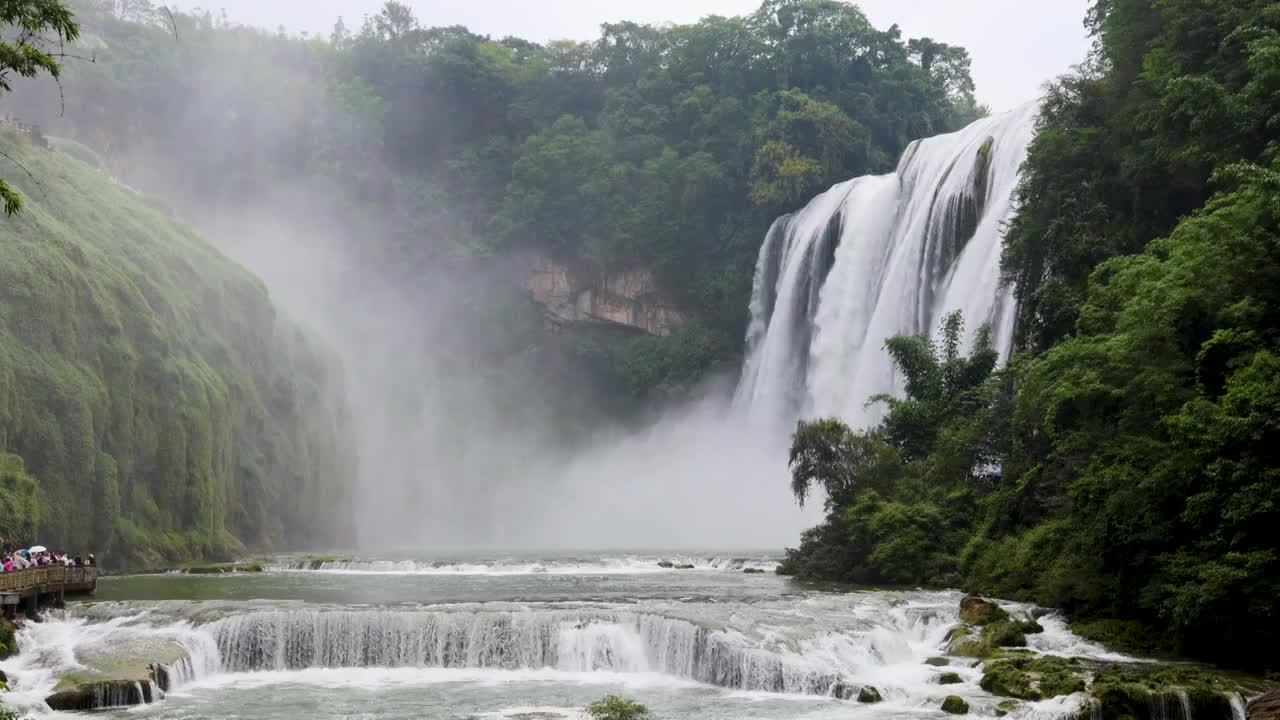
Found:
[0,128,353,566]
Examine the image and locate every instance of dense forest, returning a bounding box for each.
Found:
[0,131,355,565]
[780,0,1280,668]
[8,0,979,404]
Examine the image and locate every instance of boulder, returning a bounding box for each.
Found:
[0,668,7,685]
[926,656,951,667]
[1247,689,1280,720]
[959,595,1008,626]
[674,564,695,570]
[858,686,883,703]
[942,695,970,714]
[995,700,1019,717]
[1089,662,1244,720]
[45,679,154,711]
[985,621,1029,648]
[980,655,1085,701]
[743,568,766,574]
[938,672,963,685]
[656,561,674,569]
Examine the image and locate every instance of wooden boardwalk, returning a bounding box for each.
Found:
[0,566,97,617]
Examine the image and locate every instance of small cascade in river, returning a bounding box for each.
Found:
[735,102,1038,427]
[266,554,781,575]
[208,607,942,696]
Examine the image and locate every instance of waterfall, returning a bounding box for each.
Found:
[735,103,1038,427]
[1229,693,1247,720]
[206,607,915,696]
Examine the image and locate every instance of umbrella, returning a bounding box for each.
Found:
[28,545,46,553]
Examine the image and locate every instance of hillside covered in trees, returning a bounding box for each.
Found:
[9,0,979,405]
[780,0,1280,668]
[0,130,355,566]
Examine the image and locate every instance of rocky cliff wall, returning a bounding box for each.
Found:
[525,254,687,336]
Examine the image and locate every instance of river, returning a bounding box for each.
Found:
[0,551,1132,719]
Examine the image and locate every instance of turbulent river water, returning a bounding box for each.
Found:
[0,552,1136,720]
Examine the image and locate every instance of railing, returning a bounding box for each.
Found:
[0,566,97,595]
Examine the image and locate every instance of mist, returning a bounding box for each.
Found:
[189,185,816,550]
[7,0,958,555]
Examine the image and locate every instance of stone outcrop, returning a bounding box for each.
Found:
[959,594,1008,625]
[525,253,687,336]
[45,679,155,711]
[1248,689,1280,720]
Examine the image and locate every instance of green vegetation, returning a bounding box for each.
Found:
[946,617,1044,659]
[12,0,979,401]
[0,130,354,567]
[1068,619,1178,659]
[586,695,652,720]
[0,617,16,658]
[1087,667,1242,720]
[0,0,79,214]
[980,655,1086,701]
[779,0,1280,669]
[0,452,38,543]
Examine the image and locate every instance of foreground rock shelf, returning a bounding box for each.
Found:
[946,595,1266,720]
[45,678,157,711]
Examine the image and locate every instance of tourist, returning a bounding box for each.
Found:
[1,555,12,572]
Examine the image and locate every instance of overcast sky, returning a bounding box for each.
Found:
[194,0,1092,111]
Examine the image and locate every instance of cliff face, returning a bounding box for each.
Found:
[525,254,688,336]
[0,130,355,565]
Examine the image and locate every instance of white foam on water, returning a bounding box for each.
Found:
[266,555,781,576]
[1021,611,1153,663]
[168,666,705,693]
[0,587,1165,720]
[0,611,219,714]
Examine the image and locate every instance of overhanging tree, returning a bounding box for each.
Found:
[0,0,79,214]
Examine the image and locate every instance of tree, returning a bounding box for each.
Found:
[0,0,80,214]
[780,312,997,585]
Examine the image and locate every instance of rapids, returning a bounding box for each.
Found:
[0,553,1136,720]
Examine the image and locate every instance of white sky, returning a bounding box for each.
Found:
[192,0,1093,111]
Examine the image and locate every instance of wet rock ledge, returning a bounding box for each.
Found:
[45,679,157,711]
[1249,689,1280,720]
